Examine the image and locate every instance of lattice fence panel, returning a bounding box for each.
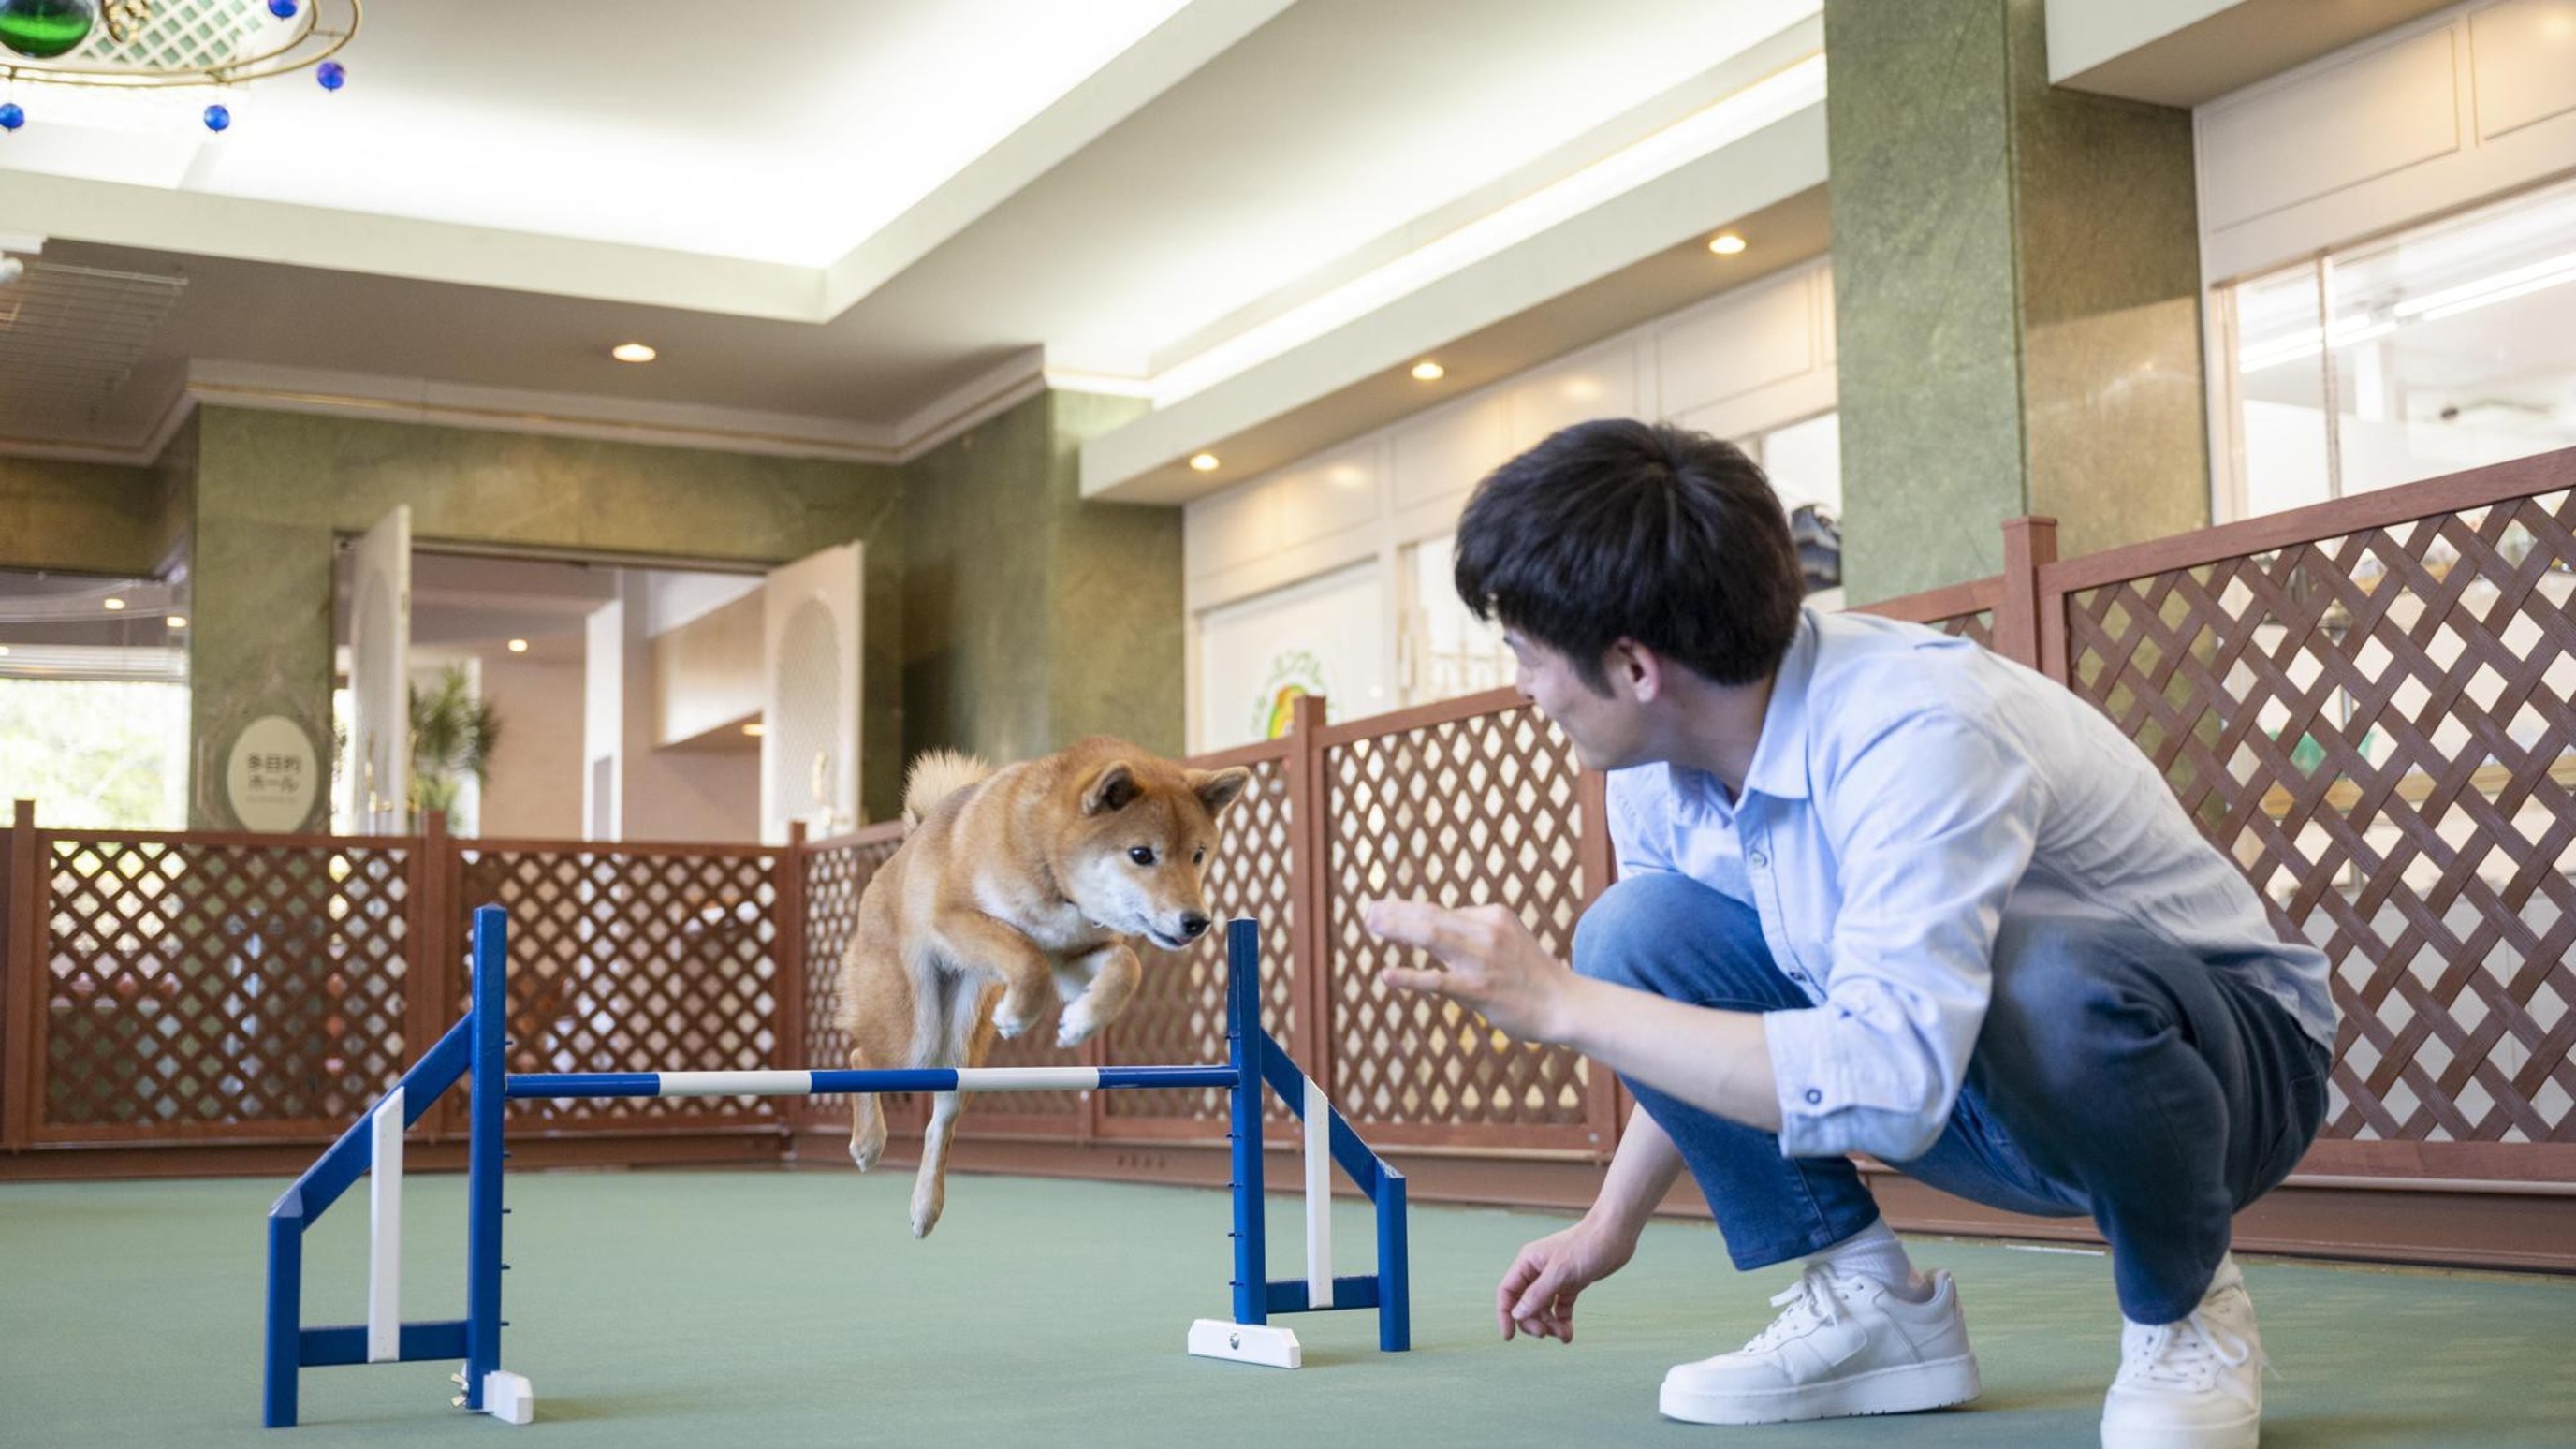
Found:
[458,848,779,1128]
[1932,610,1995,648]
[2063,489,2576,1145]
[1106,754,1297,1124]
[1324,705,1598,1137]
[798,831,907,1130]
[41,837,411,1133]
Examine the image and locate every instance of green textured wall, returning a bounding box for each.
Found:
[0,449,184,578]
[900,389,1176,771]
[1046,390,1180,755]
[186,406,904,827]
[1826,0,2209,603]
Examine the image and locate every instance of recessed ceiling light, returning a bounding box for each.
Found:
[0,645,11,656]
[165,615,188,630]
[1708,232,1748,256]
[103,597,126,611]
[1411,360,1445,382]
[610,343,657,363]
[1189,453,1221,473]
[741,721,767,738]
[506,638,530,653]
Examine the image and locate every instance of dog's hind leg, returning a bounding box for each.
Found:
[846,1044,887,1173]
[909,976,990,1239]
[910,1090,960,1238]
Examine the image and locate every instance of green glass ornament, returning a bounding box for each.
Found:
[0,0,95,60]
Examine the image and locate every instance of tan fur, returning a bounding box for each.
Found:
[834,736,1251,1237]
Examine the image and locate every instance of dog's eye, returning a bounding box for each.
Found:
[1193,848,1206,865]
[1128,846,1157,866]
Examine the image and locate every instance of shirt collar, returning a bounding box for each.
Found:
[1661,608,1818,819]
[1740,608,1819,803]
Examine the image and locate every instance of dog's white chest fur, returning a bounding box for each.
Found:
[979,879,1110,958]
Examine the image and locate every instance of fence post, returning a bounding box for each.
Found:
[1994,516,2059,670]
[404,811,451,1138]
[1573,769,1623,1159]
[768,825,809,1149]
[3,799,34,1151]
[1286,693,1331,1119]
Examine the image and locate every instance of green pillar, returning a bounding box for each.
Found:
[1826,0,2210,603]
[188,408,336,829]
[900,388,1179,768]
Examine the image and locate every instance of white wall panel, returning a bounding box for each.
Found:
[1506,340,1639,452]
[1186,477,1276,580]
[2197,0,2576,283]
[1657,269,1816,418]
[2468,0,2576,139]
[1391,395,1508,512]
[2199,25,2461,230]
[1196,562,1388,752]
[1269,441,1384,552]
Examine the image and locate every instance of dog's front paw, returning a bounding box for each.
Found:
[1056,1003,1101,1048]
[992,1000,1038,1040]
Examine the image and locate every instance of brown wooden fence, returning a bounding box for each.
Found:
[3,447,2569,1266]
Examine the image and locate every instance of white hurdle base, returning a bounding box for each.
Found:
[1187,1318,1302,1369]
[481,1369,535,1425]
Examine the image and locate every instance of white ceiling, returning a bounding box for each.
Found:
[0,0,1827,463]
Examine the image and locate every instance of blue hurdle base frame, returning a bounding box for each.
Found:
[262,909,1409,1427]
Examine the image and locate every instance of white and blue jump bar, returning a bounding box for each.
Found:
[262,908,1410,1428]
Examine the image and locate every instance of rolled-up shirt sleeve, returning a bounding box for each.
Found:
[1764,711,2039,1162]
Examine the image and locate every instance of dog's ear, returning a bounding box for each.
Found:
[1082,761,1141,815]
[1189,767,1251,818]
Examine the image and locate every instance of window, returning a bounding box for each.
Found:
[0,571,190,830]
[2222,175,2576,520]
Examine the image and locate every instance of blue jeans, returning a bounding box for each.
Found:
[1575,874,2330,1325]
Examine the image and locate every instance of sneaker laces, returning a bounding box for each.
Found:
[1742,1266,1849,1354]
[2122,1307,2259,1390]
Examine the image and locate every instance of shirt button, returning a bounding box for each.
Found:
[1748,850,1769,868]
[1804,1089,1823,1105]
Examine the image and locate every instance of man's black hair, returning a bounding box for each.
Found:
[1453,418,1804,694]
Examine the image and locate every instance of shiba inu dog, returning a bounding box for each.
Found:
[834,737,1251,1237]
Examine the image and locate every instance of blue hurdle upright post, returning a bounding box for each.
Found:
[261,906,1408,1427]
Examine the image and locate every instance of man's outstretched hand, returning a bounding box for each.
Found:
[1361,898,1582,1045]
[1495,1217,1638,1343]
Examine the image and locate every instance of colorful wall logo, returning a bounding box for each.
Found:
[1251,650,1330,740]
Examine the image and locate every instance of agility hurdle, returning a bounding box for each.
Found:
[261,907,1409,1427]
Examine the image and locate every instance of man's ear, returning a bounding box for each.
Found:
[1082,761,1140,814]
[1188,766,1251,817]
[1612,639,1661,703]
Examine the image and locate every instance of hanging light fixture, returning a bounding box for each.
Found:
[0,0,359,133]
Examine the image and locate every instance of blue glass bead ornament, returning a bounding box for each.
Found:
[0,102,22,131]
[316,61,344,91]
[0,0,96,60]
[268,0,297,16]
[203,103,230,132]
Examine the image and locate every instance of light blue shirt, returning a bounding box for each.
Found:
[1605,609,2337,1163]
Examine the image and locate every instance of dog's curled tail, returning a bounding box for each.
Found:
[901,749,993,831]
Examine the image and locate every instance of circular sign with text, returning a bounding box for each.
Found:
[227,714,320,833]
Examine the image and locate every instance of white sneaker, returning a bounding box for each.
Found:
[2101,1256,2265,1449]
[1659,1265,1982,1425]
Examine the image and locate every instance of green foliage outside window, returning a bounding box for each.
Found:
[0,679,188,829]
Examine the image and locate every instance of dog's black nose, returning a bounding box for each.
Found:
[1180,913,1211,940]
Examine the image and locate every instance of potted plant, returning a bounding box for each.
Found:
[410,664,501,831]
